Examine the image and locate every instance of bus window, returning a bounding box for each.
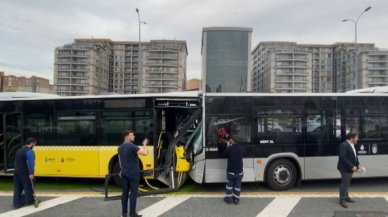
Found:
[257,116,302,144]
[206,116,251,157]
[345,116,360,135]
[101,111,152,145]
[185,121,203,156]
[361,116,388,139]
[23,101,54,145]
[208,116,251,143]
[57,112,96,145]
[258,117,302,133]
[24,113,54,145]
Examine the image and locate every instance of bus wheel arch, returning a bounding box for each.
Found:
[264,157,301,190]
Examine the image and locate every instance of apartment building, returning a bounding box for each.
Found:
[252,41,388,93]
[141,40,187,93]
[252,42,312,93]
[333,43,376,92]
[54,39,187,96]
[54,39,110,96]
[1,73,52,93]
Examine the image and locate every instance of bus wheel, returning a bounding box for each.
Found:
[112,161,123,187]
[266,159,297,190]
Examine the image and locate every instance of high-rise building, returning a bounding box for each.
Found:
[252,41,388,93]
[333,43,376,92]
[202,27,252,93]
[252,42,312,93]
[110,41,143,94]
[298,44,334,93]
[141,40,187,93]
[54,39,187,96]
[54,39,111,96]
[359,50,388,90]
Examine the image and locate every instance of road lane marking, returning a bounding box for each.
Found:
[256,196,301,217]
[138,196,191,217]
[0,195,82,217]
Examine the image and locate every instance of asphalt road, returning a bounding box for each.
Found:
[1,178,388,217]
[0,194,388,217]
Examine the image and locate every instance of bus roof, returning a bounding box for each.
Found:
[345,86,388,93]
[2,90,388,102]
[203,92,388,97]
[0,91,200,102]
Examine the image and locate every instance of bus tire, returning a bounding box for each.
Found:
[266,159,297,190]
[112,161,123,188]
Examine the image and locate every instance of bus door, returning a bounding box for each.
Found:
[304,98,341,179]
[154,97,201,187]
[1,113,23,174]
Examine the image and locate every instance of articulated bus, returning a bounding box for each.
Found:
[1,91,388,190]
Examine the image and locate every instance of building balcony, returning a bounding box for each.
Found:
[276,58,308,62]
[147,63,178,67]
[147,71,178,74]
[71,61,88,65]
[367,67,388,70]
[368,81,388,85]
[145,77,178,81]
[368,74,387,78]
[367,60,387,63]
[56,83,88,86]
[57,90,88,94]
[144,85,177,88]
[147,55,178,60]
[148,49,179,53]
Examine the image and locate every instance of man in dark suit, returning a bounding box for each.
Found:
[337,132,359,208]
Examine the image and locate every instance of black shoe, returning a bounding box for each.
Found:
[346,198,355,203]
[121,214,127,217]
[233,199,239,205]
[130,214,142,217]
[223,197,232,204]
[339,201,348,208]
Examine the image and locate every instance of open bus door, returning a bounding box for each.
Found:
[1,113,23,174]
[105,97,201,200]
[153,97,201,189]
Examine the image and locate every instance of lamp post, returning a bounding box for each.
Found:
[342,6,372,43]
[342,6,371,90]
[135,8,146,93]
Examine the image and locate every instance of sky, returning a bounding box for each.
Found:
[0,0,387,84]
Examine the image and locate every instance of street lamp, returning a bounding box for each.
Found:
[342,6,371,90]
[136,8,146,93]
[342,6,372,43]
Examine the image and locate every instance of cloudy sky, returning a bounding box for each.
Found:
[0,0,387,83]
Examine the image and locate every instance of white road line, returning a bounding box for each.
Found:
[139,196,191,217]
[256,196,301,217]
[0,196,82,217]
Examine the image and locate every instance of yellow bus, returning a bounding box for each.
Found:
[0,92,201,188]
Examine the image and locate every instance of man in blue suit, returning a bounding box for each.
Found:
[337,133,359,208]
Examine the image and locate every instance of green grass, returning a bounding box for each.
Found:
[0,176,224,194]
[0,176,121,193]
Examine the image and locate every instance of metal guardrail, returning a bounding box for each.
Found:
[104,168,178,201]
